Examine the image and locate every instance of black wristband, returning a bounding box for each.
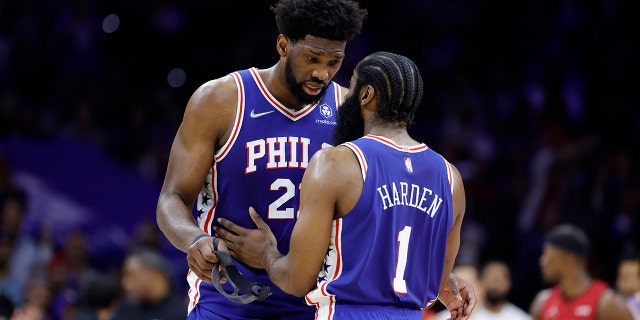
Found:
[191,233,210,245]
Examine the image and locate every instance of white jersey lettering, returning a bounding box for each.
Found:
[245,136,314,173]
[377,181,444,217]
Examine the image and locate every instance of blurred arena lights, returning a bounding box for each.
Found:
[102,13,120,33]
[167,67,186,88]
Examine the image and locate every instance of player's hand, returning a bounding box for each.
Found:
[215,206,278,269]
[438,273,476,320]
[187,234,226,284]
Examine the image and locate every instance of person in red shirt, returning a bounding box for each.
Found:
[529,224,633,320]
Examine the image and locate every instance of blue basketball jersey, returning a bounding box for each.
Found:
[305,135,454,320]
[187,68,341,319]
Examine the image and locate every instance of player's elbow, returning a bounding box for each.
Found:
[280,279,315,297]
[284,286,312,297]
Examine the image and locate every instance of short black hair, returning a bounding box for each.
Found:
[545,224,590,258]
[271,0,367,43]
[128,249,172,281]
[353,51,424,127]
[80,274,121,309]
[619,245,640,263]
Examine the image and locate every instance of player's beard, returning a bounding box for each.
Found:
[484,289,509,307]
[333,93,365,145]
[285,59,328,106]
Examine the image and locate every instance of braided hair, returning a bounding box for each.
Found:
[271,0,367,43]
[354,51,424,127]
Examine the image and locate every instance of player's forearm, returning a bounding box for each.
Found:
[156,192,205,253]
[264,251,311,297]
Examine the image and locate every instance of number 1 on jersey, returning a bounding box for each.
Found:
[393,226,412,294]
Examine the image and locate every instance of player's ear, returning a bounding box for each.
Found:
[276,35,288,57]
[360,85,375,108]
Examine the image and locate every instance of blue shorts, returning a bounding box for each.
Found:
[330,304,422,320]
[187,303,314,320]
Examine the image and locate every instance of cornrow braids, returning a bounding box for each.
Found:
[354,51,424,126]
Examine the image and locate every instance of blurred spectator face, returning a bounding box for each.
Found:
[65,231,87,265]
[121,256,147,301]
[540,244,566,283]
[1,198,24,234]
[24,278,51,309]
[616,259,640,297]
[480,261,511,307]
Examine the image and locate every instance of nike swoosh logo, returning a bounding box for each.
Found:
[250,109,275,118]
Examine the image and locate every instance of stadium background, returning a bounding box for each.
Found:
[1,0,639,313]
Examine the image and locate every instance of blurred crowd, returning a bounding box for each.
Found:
[1,0,639,318]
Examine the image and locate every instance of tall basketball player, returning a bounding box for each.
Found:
[157,0,366,318]
[217,52,473,319]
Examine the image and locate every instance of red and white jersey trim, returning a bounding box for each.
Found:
[214,72,245,162]
[305,218,344,320]
[187,269,202,314]
[363,134,428,152]
[342,142,368,181]
[441,156,454,193]
[249,67,329,121]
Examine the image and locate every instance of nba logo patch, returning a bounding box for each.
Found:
[404,157,413,173]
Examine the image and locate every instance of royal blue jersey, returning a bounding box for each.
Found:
[187,68,341,319]
[305,135,454,320]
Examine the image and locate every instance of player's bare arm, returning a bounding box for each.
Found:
[435,163,474,320]
[156,75,237,283]
[597,289,634,320]
[218,145,360,296]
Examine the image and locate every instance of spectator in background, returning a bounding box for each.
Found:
[476,260,530,320]
[0,235,19,311]
[47,230,101,320]
[68,274,121,320]
[115,249,186,320]
[529,224,633,320]
[0,190,41,306]
[11,277,54,320]
[616,249,640,319]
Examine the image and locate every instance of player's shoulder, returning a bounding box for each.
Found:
[312,145,358,166]
[307,145,361,179]
[597,288,634,319]
[533,288,553,302]
[184,73,238,118]
[192,74,238,104]
[529,288,553,318]
[337,84,349,104]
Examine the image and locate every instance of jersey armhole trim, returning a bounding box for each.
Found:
[333,82,342,107]
[441,155,454,194]
[341,142,367,182]
[215,72,245,161]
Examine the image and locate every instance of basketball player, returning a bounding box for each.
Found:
[529,224,633,320]
[216,52,473,319]
[156,0,367,318]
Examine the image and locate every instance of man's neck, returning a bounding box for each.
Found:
[560,271,591,299]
